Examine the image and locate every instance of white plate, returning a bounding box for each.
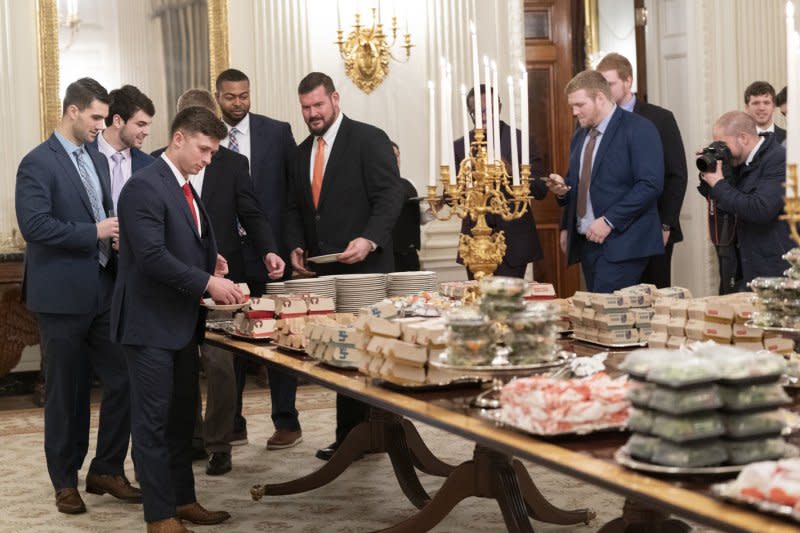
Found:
[201,299,248,311]
[307,253,341,264]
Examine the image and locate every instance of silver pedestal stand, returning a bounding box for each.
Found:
[429,349,575,409]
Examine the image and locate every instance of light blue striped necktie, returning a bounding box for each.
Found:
[74,148,109,266]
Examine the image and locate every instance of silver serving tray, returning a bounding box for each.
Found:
[229,330,273,342]
[744,320,800,334]
[275,343,307,354]
[429,350,575,375]
[570,334,647,349]
[375,377,485,392]
[712,481,800,523]
[614,445,744,475]
[480,408,626,437]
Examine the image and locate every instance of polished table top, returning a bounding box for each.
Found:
[206,331,800,532]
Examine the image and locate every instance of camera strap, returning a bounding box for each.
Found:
[706,196,737,246]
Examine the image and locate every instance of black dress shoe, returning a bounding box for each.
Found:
[206,452,232,475]
[315,442,364,461]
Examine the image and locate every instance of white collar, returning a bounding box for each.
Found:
[227,113,250,135]
[745,136,765,166]
[317,111,344,147]
[756,123,775,134]
[161,152,189,186]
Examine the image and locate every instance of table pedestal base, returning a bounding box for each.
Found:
[597,498,692,533]
[251,408,454,509]
[375,444,595,533]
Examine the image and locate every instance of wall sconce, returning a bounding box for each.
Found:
[59,0,81,50]
[335,6,413,94]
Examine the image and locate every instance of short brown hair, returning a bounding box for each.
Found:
[177,89,218,114]
[565,70,612,100]
[169,106,227,140]
[714,110,758,138]
[744,81,776,105]
[298,72,336,95]
[62,77,110,115]
[596,53,633,82]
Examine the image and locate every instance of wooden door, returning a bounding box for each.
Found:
[524,0,581,298]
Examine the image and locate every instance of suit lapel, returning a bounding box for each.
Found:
[199,151,223,204]
[317,115,350,210]
[297,137,314,209]
[87,144,113,213]
[159,162,202,242]
[48,136,95,219]
[591,107,623,182]
[249,115,268,181]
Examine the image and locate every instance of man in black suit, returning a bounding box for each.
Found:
[112,107,241,531]
[287,72,403,460]
[598,53,688,288]
[390,141,422,272]
[173,89,284,476]
[16,78,140,515]
[94,85,156,211]
[744,81,786,144]
[453,84,548,279]
[214,68,301,452]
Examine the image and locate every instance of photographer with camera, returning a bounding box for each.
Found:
[698,110,792,291]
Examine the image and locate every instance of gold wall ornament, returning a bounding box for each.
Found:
[336,8,413,94]
[427,129,531,280]
[208,0,230,89]
[36,0,60,142]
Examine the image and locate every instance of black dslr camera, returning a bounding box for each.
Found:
[696,140,733,177]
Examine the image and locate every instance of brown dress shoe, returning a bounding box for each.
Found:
[85,472,142,502]
[55,488,86,514]
[266,429,303,450]
[176,501,231,525]
[146,517,194,533]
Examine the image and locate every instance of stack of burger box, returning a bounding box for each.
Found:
[303,313,362,368]
[649,292,794,354]
[354,300,460,386]
[231,283,275,338]
[569,284,661,345]
[268,293,336,348]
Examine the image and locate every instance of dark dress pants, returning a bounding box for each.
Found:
[640,242,674,288]
[36,266,130,491]
[125,341,199,523]
[579,239,649,293]
[393,250,420,272]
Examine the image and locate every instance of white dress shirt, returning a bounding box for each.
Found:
[221,113,252,169]
[577,105,617,235]
[161,153,202,237]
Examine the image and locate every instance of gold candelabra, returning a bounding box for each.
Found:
[335,8,413,94]
[782,163,800,245]
[427,128,531,279]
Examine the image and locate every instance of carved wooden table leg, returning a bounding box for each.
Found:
[511,460,594,525]
[401,418,456,477]
[374,445,594,533]
[251,408,432,510]
[596,498,692,533]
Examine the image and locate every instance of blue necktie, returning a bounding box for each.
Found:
[74,148,109,266]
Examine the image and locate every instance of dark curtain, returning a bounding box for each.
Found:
[151,0,210,109]
[571,0,586,75]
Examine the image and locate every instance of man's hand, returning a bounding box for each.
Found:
[559,229,567,255]
[97,217,119,240]
[662,229,671,246]
[290,247,315,277]
[214,254,228,277]
[700,160,724,188]
[264,252,285,280]
[338,237,373,264]
[586,217,612,244]
[543,174,571,197]
[207,276,244,304]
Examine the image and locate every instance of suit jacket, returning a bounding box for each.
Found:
[111,157,217,350]
[773,125,787,145]
[453,121,548,266]
[16,134,114,314]
[286,115,403,274]
[633,98,688,244]
[249,113,297,263]
[558,107,665,265]
[708,134,792,283]
[200,146,278,282]
[393,178,421,253]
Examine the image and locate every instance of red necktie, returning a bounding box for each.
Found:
[182,182,199,231]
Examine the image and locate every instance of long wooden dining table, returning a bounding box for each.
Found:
[206,331,800,532]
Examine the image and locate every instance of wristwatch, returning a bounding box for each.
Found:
[661,224,671,232]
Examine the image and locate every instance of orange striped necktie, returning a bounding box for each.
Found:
[312,137,325,208]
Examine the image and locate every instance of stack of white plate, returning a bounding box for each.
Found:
[284,275,337,301]
[387,271,438,297]
[264,282,285,295]
[335,273,387,312]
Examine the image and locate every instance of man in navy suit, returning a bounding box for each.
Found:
[545,70,664,292]
[15,78,140,515]
[454,84,549,279]
[214,69,302,451]
[112,106,242,531]
[94,85,156,210]
[597,53,688,288]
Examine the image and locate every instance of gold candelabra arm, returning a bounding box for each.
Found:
[784,164,800,246]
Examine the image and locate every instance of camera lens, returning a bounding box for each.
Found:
[696,155,717,173]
